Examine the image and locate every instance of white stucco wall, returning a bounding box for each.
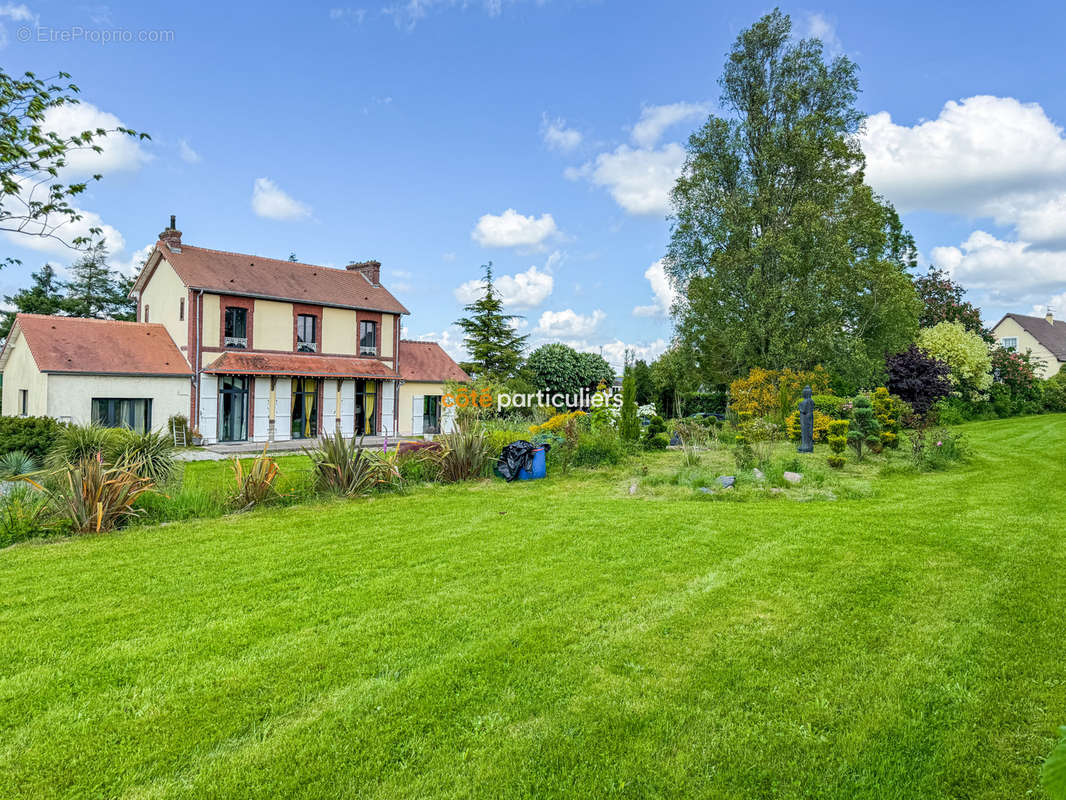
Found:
[139,257,188,351]
[397,380,447,436]
[991,318,1063,378]
[46,374,191,429]
[0,330,48,416]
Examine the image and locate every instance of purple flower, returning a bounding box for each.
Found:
[936,441,943,447]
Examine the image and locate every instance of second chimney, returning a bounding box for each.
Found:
[1047,308,1055,325]
[347,259,381,286]
[158,214,182,252]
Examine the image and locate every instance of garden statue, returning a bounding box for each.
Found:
[798,385,814,453]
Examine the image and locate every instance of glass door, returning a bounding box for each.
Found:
[291,378,318,439]
[218,376,249,441]
[355,380,377,436]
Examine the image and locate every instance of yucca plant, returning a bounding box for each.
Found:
[114,429,176,483]
[49,457,155,533]
[230,444,281,510]
[0,483,51,547]
[436,420,491,483]
[364,447,406,492]
[305,431,379,496]
[46,424,122,470]
[0,450,40,480]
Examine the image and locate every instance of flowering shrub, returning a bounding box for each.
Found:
[637,403,657,420]
[990,346,1042,415]
[785,409,832,443]
[729,367,831,419]
[917,322,993,395]
[911,427,967,471]
[529,410,586,435]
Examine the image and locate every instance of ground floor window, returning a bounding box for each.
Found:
[291,377,318,439]
[423,395,442,434]
[91,398,153,433]
[355,379,377,436]
[19,389,28,416]
[218,376,249,442]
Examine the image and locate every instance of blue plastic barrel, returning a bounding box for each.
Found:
[518,446,546,480]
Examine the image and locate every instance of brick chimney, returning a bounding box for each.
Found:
[158,214,182,252]
[347,259,381,286]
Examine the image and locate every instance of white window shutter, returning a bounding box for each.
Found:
[199,375,218,444]
[412,395,424,435]
[274,379,292,441]
[381,380,396,436]
[253,377,271,442]
[441,400,457,434]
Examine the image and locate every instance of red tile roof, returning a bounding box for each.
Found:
[398,340,470,383]
[3,314,191,376]
[203,351,399,379]
[151,243,409,315]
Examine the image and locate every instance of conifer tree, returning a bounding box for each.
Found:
[453,262,528,380]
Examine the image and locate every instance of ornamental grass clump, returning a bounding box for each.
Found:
[50,457,155,533]
[114,429,176,483]
[0,450,39,480]
[46,424,122,470]
[306,431,379,497]
[436,421,491,482]
[230,445,281,509]
[826,419,849,469]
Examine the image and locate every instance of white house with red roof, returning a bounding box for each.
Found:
[1,217,467,442]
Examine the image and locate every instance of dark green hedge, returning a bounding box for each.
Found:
[0,416,64,462]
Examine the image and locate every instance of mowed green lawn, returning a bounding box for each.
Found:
[2,416,1065,799]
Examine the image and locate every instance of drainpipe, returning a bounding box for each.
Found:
[193,289,204,433]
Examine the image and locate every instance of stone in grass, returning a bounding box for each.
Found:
[783,471,803,484]
[697,486,713,494]
[629,482,638,495]
[753,468,765,482]
[717,475,735,489]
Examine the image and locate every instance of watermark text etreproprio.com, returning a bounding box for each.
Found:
[18,25,175,44]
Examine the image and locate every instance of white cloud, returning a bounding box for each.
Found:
[802,13,842,56]
[568,102,707,216]
[113,243,155,277]
[861,96,1066,219]
[453,264,554,309]
[43,102,151,176]
[564,338,669,372]
[540,114,582,152]
[568,143,686,216]
[251,177,312,221]
[383,0,522,30]
[178,139,201,164]
[631,102,709,148]
[535,308,605,338]
[1032,293,1066,319]
[632,259,677,317]
[3,193,126,260]
[416,327,468,363]
[930,231,1066,303]
[471,208,558,248]
[0,4,35,48]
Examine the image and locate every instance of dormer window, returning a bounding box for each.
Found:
[297,314,317,353]
[359,320,377,356]
[224,307,248,348]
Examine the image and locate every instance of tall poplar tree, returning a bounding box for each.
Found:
[667,9,920,390]
[453,262,529,380]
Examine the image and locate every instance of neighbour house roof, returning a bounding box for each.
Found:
[146,243,410,315]
[994,313,1066,362]
[0,314,191,376]
[398,340,470,383]
[203,351,399,379]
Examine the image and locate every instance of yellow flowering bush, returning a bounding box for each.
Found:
[785,409,833,443]
[529,410,586,435]
[729,366,832,418]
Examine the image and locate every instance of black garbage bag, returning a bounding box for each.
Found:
[496,440,550,482]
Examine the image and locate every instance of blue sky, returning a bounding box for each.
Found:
[3,0,1066,368]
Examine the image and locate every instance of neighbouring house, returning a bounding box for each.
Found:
[0,314,192,430]
[0,217,468,442]
[990,310,1066,378]
[397,340,470,436]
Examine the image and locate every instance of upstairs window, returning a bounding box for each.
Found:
[224,307,248,348]
[297,314,317,352]
[19,389,27,416]
[359,320,377,356]
[144,305,150,323]
[1000,337,1018,351]
[179,297,185,321]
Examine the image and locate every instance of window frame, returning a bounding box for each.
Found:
[296,314,317,353]
[359,320,378,356]
[224,306,249,349]
[18,388,27,416]
[91,398,153,433]
[423,395,442,434]
[1000,337,1018,351]
[179,297,185,322]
